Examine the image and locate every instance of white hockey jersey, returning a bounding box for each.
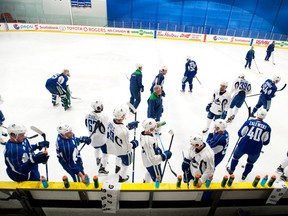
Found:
[185,143,215,183]
[85,111,109,148]
[140,132,163,168]
[210,89,231,115]
[231,78,252,97]
[106,119,132,156]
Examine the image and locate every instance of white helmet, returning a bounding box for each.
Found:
[256,108,267,120]
[220,81,228,87]
[214,119,227,131]
[161,66,168,71]
[136,63,142,69]
[186,56,191,60]
[273,76,281,82]
[91,100,103,112]
[0,94,3,105]
[142,118,157,132]
[113,106,127,120]
[57,123,72,134]
[7,124,26,136]
[189,134,204,147]
[238,73,245,79]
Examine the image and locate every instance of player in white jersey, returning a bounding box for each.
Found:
[226,74,252,123]
[276,151,288,181]
[181,134,215,187]
[106,105,139,182]
[140,118,172,182]
[85,100,109,174]
[203,82,231,133]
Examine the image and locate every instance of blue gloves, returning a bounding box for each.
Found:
[221,111,227,119]
[130,139,139,149]
[154,147,162,155]
[161,150,172,161]
[206,103,212,112]
[128,121,139,130]
[36,141,50,150]
[30,152,49,164]
[140,85,144,92]
[181,157,191,172]
[79,136,91,145]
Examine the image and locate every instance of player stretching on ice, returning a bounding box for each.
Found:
[140,118,172,182]
[45,69,71,110]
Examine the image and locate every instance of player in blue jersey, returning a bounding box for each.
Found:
[265,41,275,61]
[0,95,6,145]
[147,85,163,122]
[181,56,198,93]
[56,124,91,183]
[250,76,281,117]
[4,124,50,182]
[45,69,71,110]
[226,74,252,123]
[227,108,271,180]
[150,66,168,97]
[206,119,229,167]
[129,63,144,112]
[244,46,255,69]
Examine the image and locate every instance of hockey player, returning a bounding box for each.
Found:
[129,63,144,112]
[203,82,231,133]
[4,124,50,182]
[181,56,198,93]
[140,118,172,182]
[147,85,163,122]
[276,151,288,181]
[181,134,215,187]
[244,46,255,69]
[85,100,109,175]
[206,119,229,167]
[106,106,139,182]
[45,69,71,110]
[251,76,281,117]
[150,66,168,97]
[0,95,6,145]
[226,74,252,123]
[264,41,275,61]
[227,108,271,180]
[56,123,91,183]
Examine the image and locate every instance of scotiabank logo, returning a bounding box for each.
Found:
[255,39,270,46]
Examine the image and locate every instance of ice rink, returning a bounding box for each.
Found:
[0,32,287,184]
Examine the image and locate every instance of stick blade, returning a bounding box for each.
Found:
[127,102,137,113]
[168,129,174,136]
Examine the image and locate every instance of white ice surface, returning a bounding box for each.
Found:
[0,32,287,184]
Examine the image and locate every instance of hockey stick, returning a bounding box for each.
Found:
[225,106,251,169]
[195,75,203,87]
[127,102,137,183]
[161,129,174,182]
[71,96,81,100]
[157,134,177,178]
[79,120,100,152]
[246,83,287,98]
[30,126,48,181]
[272,52,276,65]
[253,59,262,74]
[26,134,39,139]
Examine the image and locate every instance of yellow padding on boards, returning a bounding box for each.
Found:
[0,181,287,191]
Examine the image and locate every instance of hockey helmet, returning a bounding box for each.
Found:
[273,76,281,83]
[142,118,157,132]
[256,108,267,120]
[161,66,168,71]
[91,100,103,112]
[189,134,204,147]
[186,56,191,60]
[7,124,27,136]
[238,73,245,79]
[220,81,228,87]
[214,119,227,131]
[113,106,127,120]
[57,123,72,134]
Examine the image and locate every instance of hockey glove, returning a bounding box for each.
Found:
[182,157,191,172]
[161,150,172,161]
[36,141,50,150]
[127,121,139,130]
[130,139,139,149]
[140,85,144,92]
[154,147,162,155]
[161,90,166,97]
[30,152,49,164]
[206,103,212,112]
[79,136,91,145]
[221,111,227,119]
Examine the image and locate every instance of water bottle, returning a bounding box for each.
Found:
[155,175,161,188]
[260,175,268,187]
[40,176,48,188]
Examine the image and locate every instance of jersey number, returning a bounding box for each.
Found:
[247,126,263,141]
